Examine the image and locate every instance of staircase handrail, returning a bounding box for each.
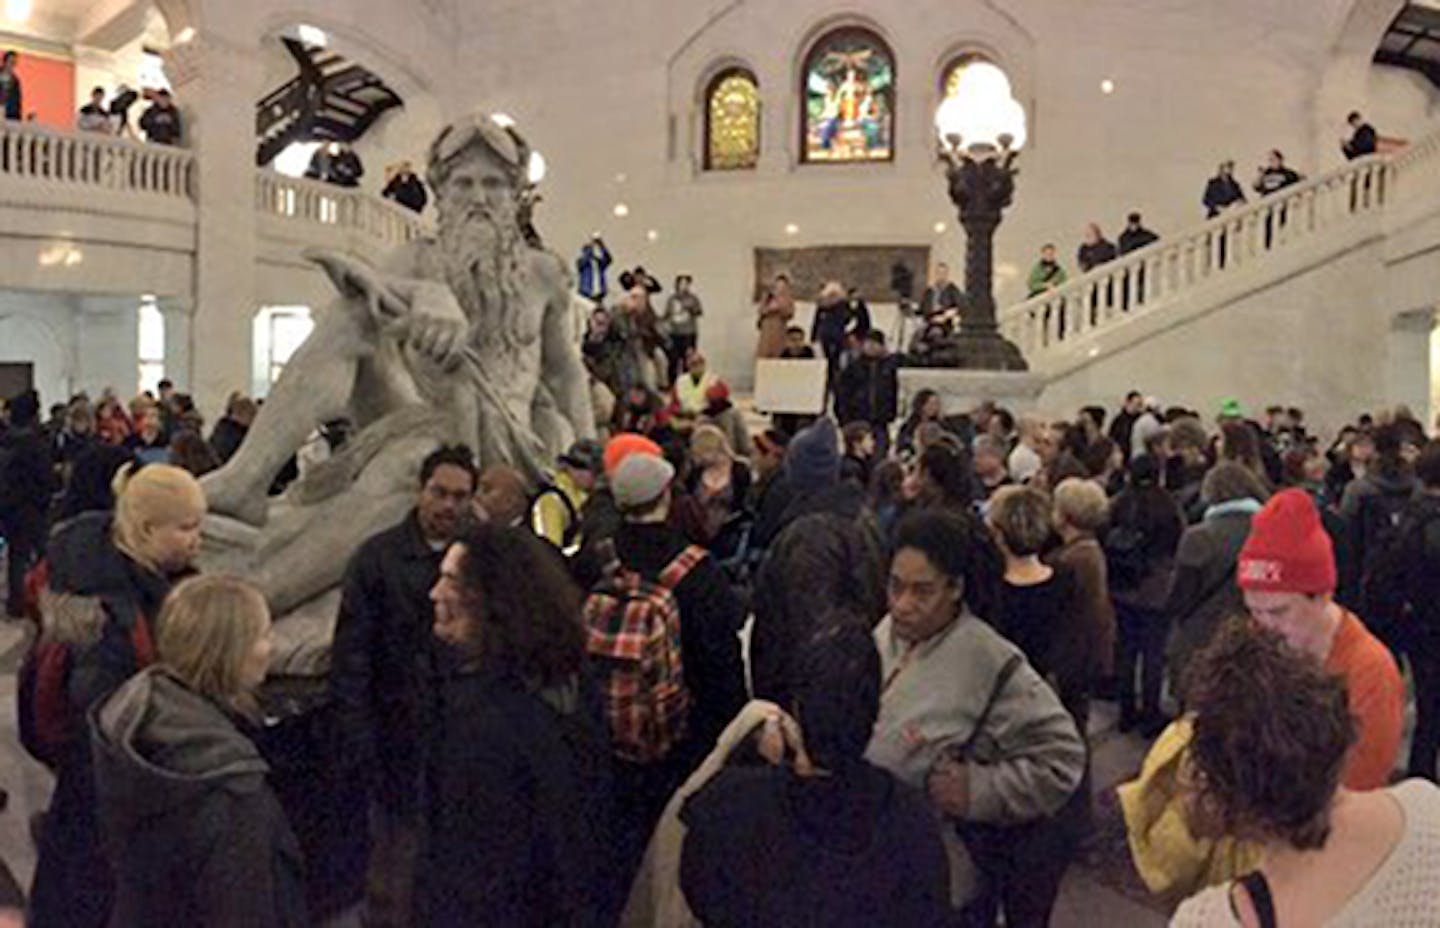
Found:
[997,151,1393,358]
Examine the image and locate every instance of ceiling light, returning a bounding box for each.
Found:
[1100,79,1115,94]
[4,0,31,23]
[613,203,630,218]
[491,113,516,129]
[933,221,947,234]
[296,24,327,47]
[784,223,799,236]
[646,229,659,242]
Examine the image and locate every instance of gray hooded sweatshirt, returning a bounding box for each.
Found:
[90,666,307,927]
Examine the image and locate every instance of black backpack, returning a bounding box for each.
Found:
[1357,485,1420,649]
[1103,524,1149,591]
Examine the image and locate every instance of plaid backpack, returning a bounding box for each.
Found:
[583,546,704,764]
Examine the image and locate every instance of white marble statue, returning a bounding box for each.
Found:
[202,114,594,622]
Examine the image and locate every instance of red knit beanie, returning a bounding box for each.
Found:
[603,433,663,477]
[1237,488,1337,595]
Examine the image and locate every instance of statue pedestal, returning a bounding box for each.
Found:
[898,367,1046,419]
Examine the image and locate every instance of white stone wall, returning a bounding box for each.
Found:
[449,0,1430,392]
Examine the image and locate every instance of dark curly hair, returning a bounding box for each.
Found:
[891,508,1003,623]
[1186,619,1356,850]
[452,522,585,688]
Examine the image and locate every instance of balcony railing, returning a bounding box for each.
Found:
[0,121,427,252]
[254,170,426,249]
[0,121,194,198]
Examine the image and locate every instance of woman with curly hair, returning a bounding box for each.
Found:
[422,522,613,926]
[1172,620,1440,926]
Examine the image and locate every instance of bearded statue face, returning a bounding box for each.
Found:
[433,142,530,343]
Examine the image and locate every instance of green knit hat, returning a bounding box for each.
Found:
[1218,397,1244,419]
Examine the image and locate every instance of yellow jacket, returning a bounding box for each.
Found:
[1116,717,1261,904]
[533,470,588,552]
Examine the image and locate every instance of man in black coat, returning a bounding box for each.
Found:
[1342,111,1378,160]
[1203,161,1246,218]
[1108,391,1145,464]
[1,390,54,617]
[329,445,477,928]
[834,331,899,457]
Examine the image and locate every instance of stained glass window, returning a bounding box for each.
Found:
[801,28,895,164]
[704,68,760,171]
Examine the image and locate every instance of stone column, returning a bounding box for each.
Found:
[159,296,193,391]
[75,295,140,398]
[164,35,262,421]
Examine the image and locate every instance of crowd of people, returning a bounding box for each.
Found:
[5,352,1440,925]
[74,83,181,145]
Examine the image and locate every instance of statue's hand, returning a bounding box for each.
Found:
[387,278,469,369]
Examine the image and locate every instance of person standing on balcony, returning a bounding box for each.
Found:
[1027,243,1067,297]
[0,52,21,122]
[1254,149,1301,196]
[139,89,182,146]
[329,143,364,188]
[77,87,111,133]
[1117,212,1158,255]
[381,161,427,213]
[1118,213,1159,310]
[1342,111,1378,160]
[1202,160,1246,217]
[1077,223,1118,272]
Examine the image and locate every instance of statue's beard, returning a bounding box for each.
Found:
[437,202,528,347]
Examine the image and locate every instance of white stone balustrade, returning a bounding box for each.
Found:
[0,121,195,198]
[253,170,426,250]
[999,153,1395,365]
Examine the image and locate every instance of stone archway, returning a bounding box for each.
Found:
[1311,0,1407,162]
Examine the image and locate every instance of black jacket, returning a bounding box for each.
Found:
[49,512,179,715]
[1118,225,1159,255]
[0,423,54,525]
[209,417,248,465]
[1343,123,1377,160]
[811,300,850,347]
[330,511,444,813]
[138,103,181,145]
[383,173,428,213]
[614,521,747,755]
[835,355,899,427]
[91,668,307,927]
[420,665,612,927]
[680,764,950,927]
[1203,174,1246,216]
[1256,165,1302,196]
[1077,239,1118,272]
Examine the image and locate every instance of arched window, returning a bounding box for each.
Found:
[941,53,994,100]
[704,68,760,171]
[800,26,895,164]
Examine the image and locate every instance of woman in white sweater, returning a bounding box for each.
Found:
[1172,619,1440,927]
[866,509,1087,927]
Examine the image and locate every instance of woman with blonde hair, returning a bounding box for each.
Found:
[91,575,307,926]
[685,423,751,548]
[30,462,206,927]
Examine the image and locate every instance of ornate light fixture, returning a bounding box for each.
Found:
[928,62,1029,371]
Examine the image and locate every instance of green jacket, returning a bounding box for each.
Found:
[1027,259,1067,296]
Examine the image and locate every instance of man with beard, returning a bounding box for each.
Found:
[202,113,593,615]
[330,445,477,927]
